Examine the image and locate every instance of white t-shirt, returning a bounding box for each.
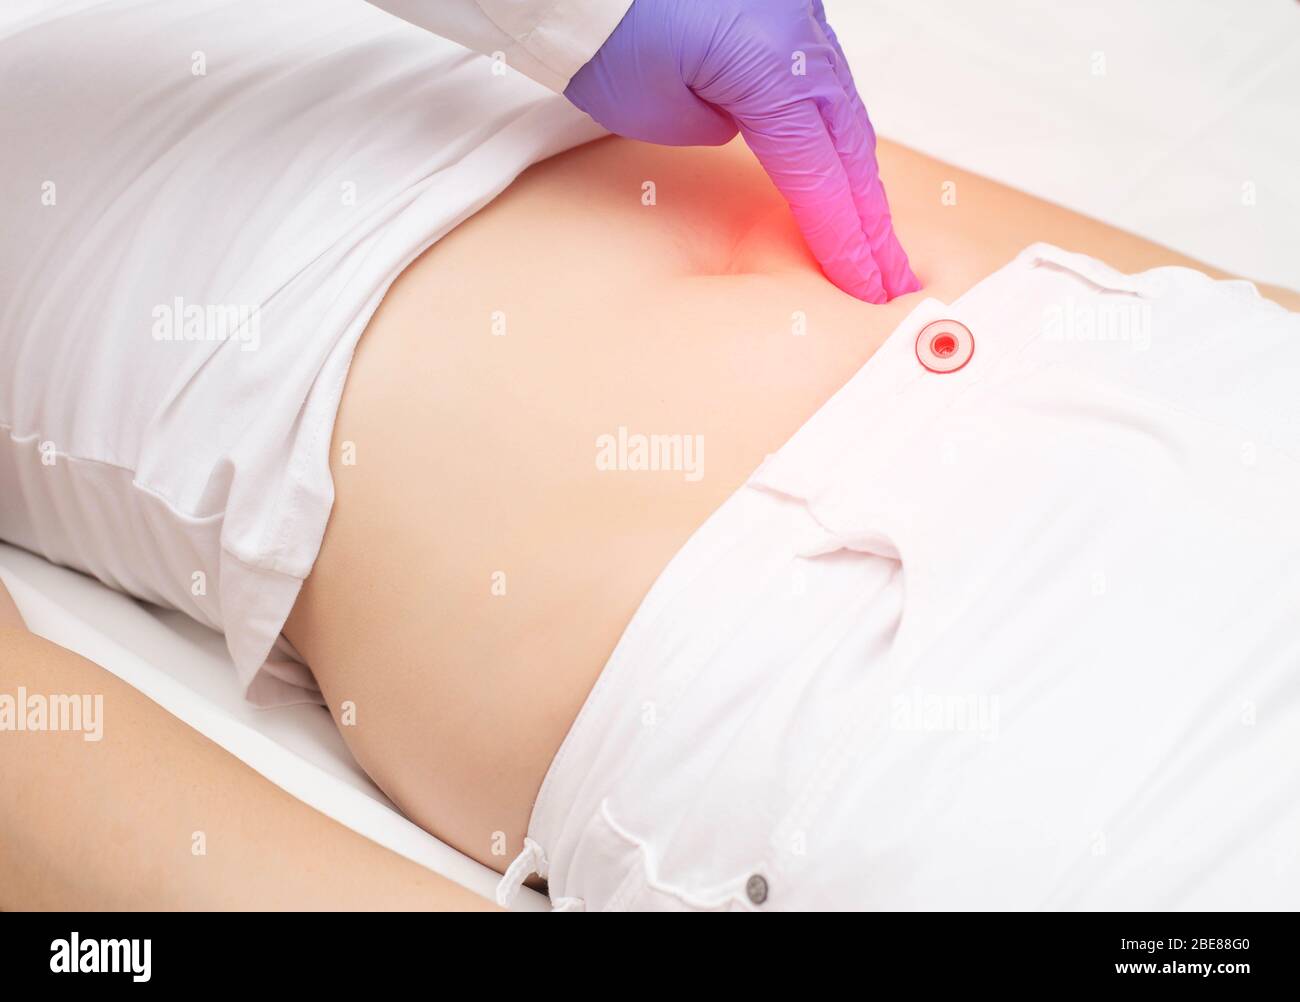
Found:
[0,0,606,703]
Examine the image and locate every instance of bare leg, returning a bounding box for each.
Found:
[0,578,22,630]
[0,619,495,910]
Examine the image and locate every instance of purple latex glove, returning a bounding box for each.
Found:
[565,0,920,303]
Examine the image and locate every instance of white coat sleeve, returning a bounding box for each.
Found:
[364,0,635,93]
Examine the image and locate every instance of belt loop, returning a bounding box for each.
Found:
[494,838,587,912]
[495,837,548,909]
[1025,242,1153,298]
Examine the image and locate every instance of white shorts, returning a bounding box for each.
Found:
[499,243,1300,911]
[0,0,603,704]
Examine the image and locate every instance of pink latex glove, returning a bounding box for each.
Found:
[565,0,919,303]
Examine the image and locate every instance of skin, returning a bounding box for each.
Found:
[0,577,21,630]
[0,588,496,911]
[3,137,1294,907]
[282,135,1299,874]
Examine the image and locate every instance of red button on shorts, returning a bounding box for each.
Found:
[916,319,974,373]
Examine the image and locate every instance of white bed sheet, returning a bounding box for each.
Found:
[830,0,1299,289]
[2,0,1294,912]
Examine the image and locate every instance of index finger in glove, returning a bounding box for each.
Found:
[736,96,888,303]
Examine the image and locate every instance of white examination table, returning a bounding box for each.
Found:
[1,0,1296,910]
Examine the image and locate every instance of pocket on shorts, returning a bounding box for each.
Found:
[570,800,755,912]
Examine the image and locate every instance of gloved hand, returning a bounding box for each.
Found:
[565,0,919,303]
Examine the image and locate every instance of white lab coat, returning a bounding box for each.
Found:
[365,0,635,92]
